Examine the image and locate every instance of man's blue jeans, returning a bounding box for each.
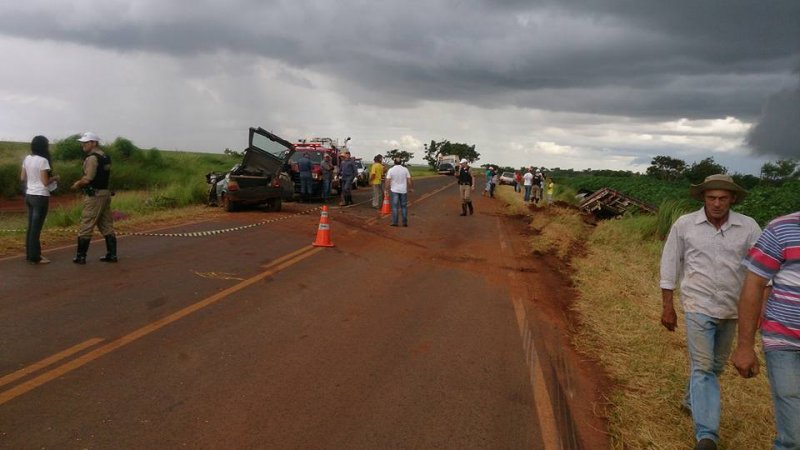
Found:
[684,312,737,444]
[524,185,532,202]
[25,194,49,262]
[321,176,331,201]
[299,172,313,197]
[765,350,800,450]
[390,191,407,225]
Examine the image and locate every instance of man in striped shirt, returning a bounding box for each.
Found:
[733,211,800,450]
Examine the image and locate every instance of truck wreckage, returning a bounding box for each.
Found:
[579,187,657,219]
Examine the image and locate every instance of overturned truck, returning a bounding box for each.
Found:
[579,187,657,219]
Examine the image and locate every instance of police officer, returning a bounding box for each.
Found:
[70,132,117,264]
[456,158,475,216]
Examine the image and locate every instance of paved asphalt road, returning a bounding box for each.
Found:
[0,176,585,449]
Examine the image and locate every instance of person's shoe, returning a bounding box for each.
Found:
[29,257,51,265]
[73,256,86,265]
[100,255,118,263]
[390,223,398,227]
[694,438,717,450]
[402,223,408,227]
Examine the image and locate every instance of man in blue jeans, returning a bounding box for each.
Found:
[659,174,761,450]
[384,158,412,227]
[733,211,800,450]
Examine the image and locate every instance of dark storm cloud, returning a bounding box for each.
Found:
[1,0,798,120]
[746,73,800,158]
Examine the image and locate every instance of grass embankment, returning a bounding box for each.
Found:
[0,192,223,258]
[496,185,776,449]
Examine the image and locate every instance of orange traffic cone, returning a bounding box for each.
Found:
[312,205,335,247]
[380,193,391,215]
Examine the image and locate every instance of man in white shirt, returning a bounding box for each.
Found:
[384,158,413,227]
[522,168,534,202]
[659,174,761,450]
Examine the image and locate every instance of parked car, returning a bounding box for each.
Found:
[499,171,515,185]
[437,162,455,175]
[354,158,368,187]
[207,127,294,212]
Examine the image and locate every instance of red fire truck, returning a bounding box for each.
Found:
[288,137,351,198]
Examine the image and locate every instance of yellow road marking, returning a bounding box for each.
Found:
[0,246,323,406]
[0,338,104,388]
[496,217,561,450]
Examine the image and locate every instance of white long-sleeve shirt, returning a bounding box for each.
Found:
[660,207,761,319]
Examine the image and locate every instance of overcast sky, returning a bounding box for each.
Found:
[1,0,798,174]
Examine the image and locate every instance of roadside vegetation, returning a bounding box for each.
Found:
[495,184,778,449]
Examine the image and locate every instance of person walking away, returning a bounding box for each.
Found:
[489,168,498,198]
[514,171,522,193]
[20,135,60,264]
[320,153,333,203]
[659,174,761,450]
[456,158,475,216]
[339,151,357,206]
[385,158,412,227]
[483,167,492,196]
[296,152,313,202]
[522,168,533,202]
[369,154,384,208]
[545,177,554,204]
[70,132,118,264]
[732,210,800,450]
[531,171,542,205]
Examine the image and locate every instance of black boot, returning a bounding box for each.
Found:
[100,235,118,262]
[73,237,90,264]
[467,201,474,215]
[346,194,353,205]
[460,204,467,216]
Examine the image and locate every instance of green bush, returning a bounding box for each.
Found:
[0,163,22,198]
[53,135,83,161]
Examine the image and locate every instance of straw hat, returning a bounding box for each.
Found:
[689,174,747,204]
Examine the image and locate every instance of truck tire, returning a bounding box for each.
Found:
[222,194,237,212]
[270,198,282,212]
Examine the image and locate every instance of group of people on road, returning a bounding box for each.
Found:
[521,167,552,205]
[659,173,799,450]
[20,132,118,266]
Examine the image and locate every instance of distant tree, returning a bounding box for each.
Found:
[385,149,414,165]
[224,148,242,158]
[646,155,686,180]
[760,159,799,185]
[423,140,480,168]
[685,157,727,184]
[109,137,141,160]
[731,173,760,190]
[53,134,84,161]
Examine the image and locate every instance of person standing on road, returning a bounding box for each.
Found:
[339,151,357,206]
[385,158,412,227]
[456,158,475,216]
[732,210,800,450]
[531,171,542,205]
[659,174,761,450]
[70,132,118,265]
[369,154,384,209]
[20,135,60,264]
[320,153,334,204]
[296,152,313,202]
[489,168,498,198]
[522,167,534,202]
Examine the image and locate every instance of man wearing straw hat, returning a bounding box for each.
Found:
[659,174,761,450]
